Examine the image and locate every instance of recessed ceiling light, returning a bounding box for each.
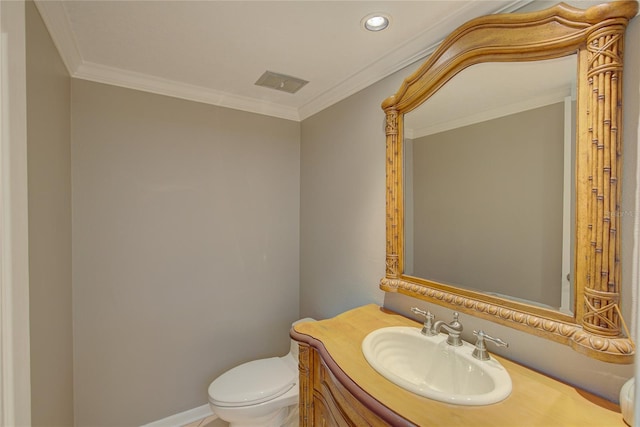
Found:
[362,13,390,32]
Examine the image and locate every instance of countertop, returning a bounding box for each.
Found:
[292,304,624,426]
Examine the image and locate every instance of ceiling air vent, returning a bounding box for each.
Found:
[255,71,309,94]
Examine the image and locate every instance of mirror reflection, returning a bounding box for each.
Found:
[403,55,577,314]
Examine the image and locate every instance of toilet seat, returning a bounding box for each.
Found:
[208,357,296,407]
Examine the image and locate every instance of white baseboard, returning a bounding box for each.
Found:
[141,404,215,427]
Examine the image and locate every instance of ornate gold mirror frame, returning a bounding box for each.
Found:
[380,1,638,363]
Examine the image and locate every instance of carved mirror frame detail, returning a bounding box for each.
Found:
[380,1,637,363]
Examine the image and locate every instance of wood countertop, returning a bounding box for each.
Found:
[292,304,624,426]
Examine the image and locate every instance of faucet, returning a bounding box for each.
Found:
[472,330,508,360]
[431,312,463,346]
[411,307,437,336]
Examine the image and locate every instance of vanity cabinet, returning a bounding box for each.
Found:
[291,305,624,427]
[298,344,389,426]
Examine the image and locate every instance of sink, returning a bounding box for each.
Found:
[362,326,512,405]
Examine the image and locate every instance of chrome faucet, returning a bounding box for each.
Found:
[411,307,437,336]
[431,312,463,346]
[472,330,508,360]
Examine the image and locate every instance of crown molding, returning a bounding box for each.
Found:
[74,61,300,121]
[33,0,82,74]
[35,0,533,122]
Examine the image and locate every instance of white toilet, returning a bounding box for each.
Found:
[208,318,314,427]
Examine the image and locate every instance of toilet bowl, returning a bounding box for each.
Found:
[208,318,314,427]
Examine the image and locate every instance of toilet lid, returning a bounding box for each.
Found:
[208,357,296,407]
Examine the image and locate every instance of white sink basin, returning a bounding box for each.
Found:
[362,326,512,405]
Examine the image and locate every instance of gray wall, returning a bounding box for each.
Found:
[299,73,399,319]
[300,18,639,402]
[26,2,74,425]
[71,80,300,425]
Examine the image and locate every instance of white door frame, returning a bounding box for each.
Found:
[0,0,31,425]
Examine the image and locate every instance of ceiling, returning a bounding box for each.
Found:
[35,1,532,121]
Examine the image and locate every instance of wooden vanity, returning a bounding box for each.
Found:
[291,305,624,426]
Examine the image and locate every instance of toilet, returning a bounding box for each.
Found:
[208,318,314,427]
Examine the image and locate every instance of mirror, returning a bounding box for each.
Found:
[380,1,637,363]
[403,56,577,315]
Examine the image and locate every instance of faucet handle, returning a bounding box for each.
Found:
[472,330,509,361]
[410,306,427,316]
[411,307,437,336]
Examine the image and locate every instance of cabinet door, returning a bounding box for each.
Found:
[312,350,390,426]
[313,394,348,427]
